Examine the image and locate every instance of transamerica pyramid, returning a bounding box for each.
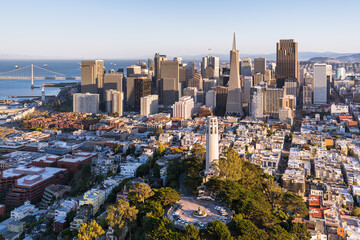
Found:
[226,33,244,116]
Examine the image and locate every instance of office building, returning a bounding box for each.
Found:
[265,87,284,118]
[73,93,99,114]
[212,86,228,116]
[140,95,158,117]
[250,86,265,118]
[188,73,203,90]
[240,58,252,76]
[126,75,151,111]
[254,73,263,86]
[154,53,167,81]
[103,73,124,93]
[313,63,327,105]
[303,84,312,106]
[197,91,205,105]
[205,116,219,175]
[281,95,296,110]
[81,60,104,94]
[126,65,141,76]
[299,68,306,87]
[160,61,180,106]
[206,90,216,111]
[203,78,217,92]
[172,96,194,119]
[201,56,220,79]
[226,33,244,116]
[105,90,123,116]
[276,39,299,88]
[254,58,266,74]
[242,76,253,104]
[326,65,333,101]
[183,87,198,103]
[284,79,297,97]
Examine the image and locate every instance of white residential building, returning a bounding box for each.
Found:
[73,93,99,114]
[140,95,158,117]
[11,201,38,220]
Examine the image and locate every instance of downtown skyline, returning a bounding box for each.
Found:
[1,0,360,59]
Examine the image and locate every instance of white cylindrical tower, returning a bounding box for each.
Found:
[205,116,219,173]
[41,86,45,102]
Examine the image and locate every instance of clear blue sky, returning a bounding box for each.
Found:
[1,0,359,59]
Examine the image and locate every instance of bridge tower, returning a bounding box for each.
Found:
[31,64,34,89]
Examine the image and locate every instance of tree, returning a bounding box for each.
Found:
[155,127,164,136]
[262,178,283,208]
[282,192,308,218]
[229,214,268,240]
[148,217,181,240]
[152,187,180,207]
[105,199,138,230]
[78,220,105,240]
[207,219,232,240]
[128,182,154,204]
[218,148,243,181]
[290,222,311,240]
[351,206,360,217]
[158,142,166,156]
[183,224,201,240]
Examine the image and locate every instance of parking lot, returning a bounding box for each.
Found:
[168,197,232,229]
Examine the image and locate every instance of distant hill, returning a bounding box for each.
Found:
[307,57,340,63]
[336,53,360,62]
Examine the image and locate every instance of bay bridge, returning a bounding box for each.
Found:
[0,64,81,89]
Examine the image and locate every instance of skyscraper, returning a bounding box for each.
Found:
[160,60,181,106]
[254,58,266,74]
[205,116,219,174]
[188,73,203,90]
[154,53,167,81]
[126,75,151,111]
[226,33,244,116]
[103,72,123,94]
[81,60,104,95]
[250,86,265,118]
[264,87,284,118]
[201,56,220,79]
[105,90,124,116]
[240,58,252,76]
[276,39,299,88]
[313,63,327,105]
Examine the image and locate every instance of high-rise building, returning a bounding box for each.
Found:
[126,65,141,76]
[253,73,264,86]
[264,87,284,118]
[103,73,124,94]
[284,79,297,97]
[242,76,253,104]
[197,91,205,105]
[212,86,228,116]
[140,95,158,117]
[126,75,151,111]
[206,90,216,111]
[226,33,244,116]
[276,39,299,88]
[105,90,124,116]
[201,56,220,79]
[299,68,306,87]
[205,116,219,175]
[303,84,312,106]
[313,63,327,105]
[172,96,194,119]
[240,58,252,76]
[183,87,198,104]
[160,61,180,106]
[203,79,217,92]
[154,53,167,80]
[188,73,203,90]
[250,86,265,118]
[73,93,99,114]
[326,65,332,102]
[81,60,104,95]
[254,58,266,74]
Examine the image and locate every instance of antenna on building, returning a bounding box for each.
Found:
[208,48,213,56]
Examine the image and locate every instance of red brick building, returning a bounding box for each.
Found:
[0,204,5,218]
[0,166,68,207]
[31,155,63,168]
[56,152,97,174]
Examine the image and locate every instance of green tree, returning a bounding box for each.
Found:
[105,199,138,230]
[128,182,154,204]
[351,206,360,217]
[78,220,105,240]
[290,222,311,240]
[152,187,180,207]
[148,217,181,240]
[207,219,232,240]
[229,214,268,240]
[218,148,243,181]
[282,192,308,218]
[183,224,201,240]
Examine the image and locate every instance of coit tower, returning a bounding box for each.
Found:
[205,116,219,174]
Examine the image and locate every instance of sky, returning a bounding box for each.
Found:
[1,0,359,59]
